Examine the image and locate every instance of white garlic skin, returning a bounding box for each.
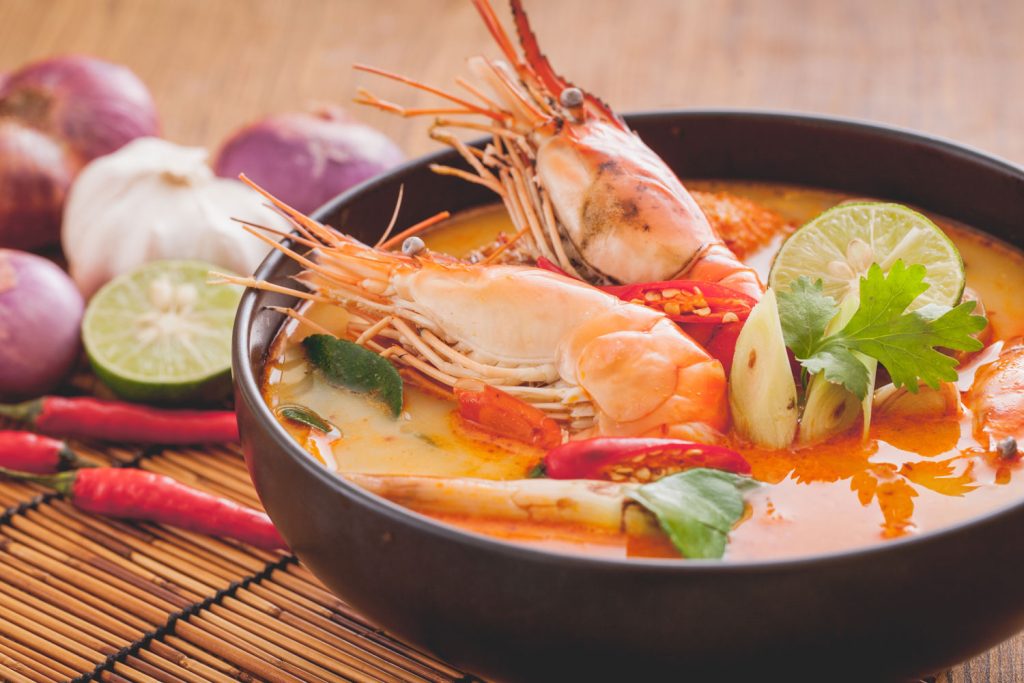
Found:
[62,137,292,297]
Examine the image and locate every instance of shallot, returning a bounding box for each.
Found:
[214,107,403,214]
[0,55,158,250]
[0,249,84,399]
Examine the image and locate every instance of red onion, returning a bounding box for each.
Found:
[214,107,403,214]
[0,250,84,400]
[0,55,159,250]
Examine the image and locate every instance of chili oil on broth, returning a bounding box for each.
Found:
[261,180,1024,561]
[697,181,1024,559]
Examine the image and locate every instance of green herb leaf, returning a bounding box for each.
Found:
[302,334,404,418]
[526,462,547,479]
[776,276,838,358]
[629,468,759,559]
[800,347,873,398]
[779,261,987,400]
[276,404,336,433]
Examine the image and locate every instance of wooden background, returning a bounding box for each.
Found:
[1,0,1023,680]
[2,0,1022,163]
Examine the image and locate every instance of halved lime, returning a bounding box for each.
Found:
[768,202,965,309]
[83,260,242,404]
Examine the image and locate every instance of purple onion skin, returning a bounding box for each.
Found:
[0,55,160,250]
[0,249,84,400]
[0,121,75,250]
[214,108,404,214]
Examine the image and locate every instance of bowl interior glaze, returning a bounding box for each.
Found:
[234,111,1024,682]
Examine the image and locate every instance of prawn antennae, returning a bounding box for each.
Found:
[470,0,524,69]
[378,211,451,251]
[375,185,405,248]
[353,64,506,122]
[208,273,330,303]
[266,306,335,336]
[239,174,329,236]
[507,0,625,128]
[482,226,530,264]
[507,0,565,95]
[231,217,320,250]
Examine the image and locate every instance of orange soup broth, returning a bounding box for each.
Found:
[262,180,1024,561]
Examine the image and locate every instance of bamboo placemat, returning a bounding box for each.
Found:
[0,416,474,683]
[0,407,1011,682]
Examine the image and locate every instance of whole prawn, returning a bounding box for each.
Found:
[354,0,766,299]
[222,182,728,443]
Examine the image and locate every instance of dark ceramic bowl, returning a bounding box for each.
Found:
[233,111,1024,682]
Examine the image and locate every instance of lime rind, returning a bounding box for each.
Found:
[768,202,965,310]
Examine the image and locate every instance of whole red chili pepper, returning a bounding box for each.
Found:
[544,437,751,482]
[0,466,287,550]
[0,431,87,473]
[0,396,238,444]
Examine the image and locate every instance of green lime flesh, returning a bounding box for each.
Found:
[768,202,965,309]
[82,260,243,404]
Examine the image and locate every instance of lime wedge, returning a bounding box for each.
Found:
[83,260,242,404]
[768,202,965,309]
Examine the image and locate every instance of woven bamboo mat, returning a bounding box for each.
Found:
[0,417,473,683]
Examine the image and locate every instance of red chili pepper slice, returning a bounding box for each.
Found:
[533,259,751,370]
[601,280,755,325]
[694,321,744,375]
[0,466,287,550]
[455,380,562,450]
[535,259,754,327]
[0,396,239,444]
[544,437,751,482]
[0,431,85,473]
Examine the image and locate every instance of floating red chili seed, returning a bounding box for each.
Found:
[602,280,755,325]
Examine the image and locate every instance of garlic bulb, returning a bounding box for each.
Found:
[62,137,291,297]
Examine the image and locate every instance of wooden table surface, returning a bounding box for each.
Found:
[2,1,1023,680]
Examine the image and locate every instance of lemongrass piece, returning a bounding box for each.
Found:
[798,295,876,445]
[798,372,863,446]
[873,381,961,418]
[729,289,798,448]
[345,473,637,532]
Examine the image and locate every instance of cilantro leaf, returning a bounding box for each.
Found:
[843,261,930,332]
[800,346,873,396]
[776,276,838,358]
[838,300,983,391]
[629,468,759,559]
[777,260,987,400]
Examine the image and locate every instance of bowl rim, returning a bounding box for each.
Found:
[235,107,1024,573]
